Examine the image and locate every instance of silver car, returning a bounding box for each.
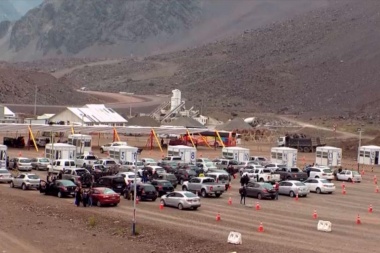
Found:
[160,191,201,210]
[10,173,40,190]
[9,157,33,171]
[31,157,50,171]
[0,169,12,183]
[279,180,310,197]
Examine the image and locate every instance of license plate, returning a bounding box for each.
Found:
[117,186,122,188]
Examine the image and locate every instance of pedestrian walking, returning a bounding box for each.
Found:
[75,186,82,207]
[274,181,280,200]
[239,186,247,205]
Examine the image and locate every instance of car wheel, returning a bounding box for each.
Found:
[114,203,118,207]
[215,193,221,198]
[289,191,295,197]
[257,193,262,200]
[10,182,14,188]
[178,203,183,210]
[97,201,102,207]
[100,148,104,153]
[328,192,333,194]
[193,207,198,210]
[22,184,27,191]
[35,166,39,171]
[315,176,319,178]
[201,189,207,198]
[83,163,86,168]
[57,191,63,198]
[348,178,352,182]
[286,176,292,180]
[182,186,188,191]
[316,188,321,194]
[160,200,166,206]
[259,178,264,182]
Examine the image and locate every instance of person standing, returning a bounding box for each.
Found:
[75,186,82,207]
[239,186,247,205]
[274,181,280,200]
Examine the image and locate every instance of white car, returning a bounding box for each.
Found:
[141,158,157,166]
[250,156,269,166]
[138,166,166,176]
[309,166,334,180]
[117,172,142,184]
[100,142,127,153]
[239,164,264,176]
[76,154,98,168]
[303,178,336,194]
[196,158,217,172]
[265,163,287,173]
[0,169,12,183]
[48,159,76,174]
[336,170,362,182]
[10,173,40,190]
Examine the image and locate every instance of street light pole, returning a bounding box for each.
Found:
[34,85,37,116]
[357,128,363,172]
[132,151,138,235]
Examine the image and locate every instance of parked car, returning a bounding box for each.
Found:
[151,180,175,196]
[252,168,281,183]
[100,142,127,153]
[182,177,225,198]
[94,175,126,194]
[48,159,76,174]
[161,191,201,210]
[196,158,217,172]
[127,183,158,201]
[39,179,77,198]
[120,161,144,171]
[31,157,50,171]
[278,180,310,197]
[174,168,197,185]
[335,170,362,182]
[91,187,120,207]
[160,156,183,162]
[141,158,158,166]
[265,163,287,172]
[205,172,230,190]
[62,168,93,187]
[95,159,119,170]
[249,156,270,166]
[216,159,244,174]
[10,173,40,190]
[239,164,264,176]
[29,137,50,147]
[0,169,12,183]
[303,178,336,194]
[246,182,277,199]
[308,166,334,180]
[117,172,142,184]
[75,154,98,168]
[158,173,178,188]
[8,157,32,171]
[273,167,308,181]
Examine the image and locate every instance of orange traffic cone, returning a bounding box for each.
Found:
[135,197,139,204]
[342,182,345,189]
[356,214,361,224]
[313,209,318,219]
[258,222,264,232]
[255,202,261,210]
[368,204,373,213]
[342,188,346,195]
[216,212,221,221]
[295,193,299,201]
[228,197,232,205]
[375,186,379,193]
[159,202,164,210]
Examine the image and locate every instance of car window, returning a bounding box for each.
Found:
[320,179,329,183]
[70,161,75,166]
[86,156,97,160]
[104,188,116,194]
[19,175,25,179]
[113,177,125,184]
[202,178,215,183]
[60,180,76,186]
[64,161,70,166]
[294,182,304,186]
[183,192,196,198]
[262,183,273,190]
[144,185,156,191]
[39,158,49,162]
[27,175,40,179]
[20,159,31,163]
[0,170,8,174]
[290,168,300,172]
[323,169,332,173]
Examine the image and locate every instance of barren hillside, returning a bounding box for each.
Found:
[65,0,380,121]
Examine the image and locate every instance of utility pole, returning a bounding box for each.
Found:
[34,85,37,116]
[357,128,363,172]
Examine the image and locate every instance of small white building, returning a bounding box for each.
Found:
[222,147,250,162]
[45,143,76,160]
[49,104,127,126]
[315,146,342,167]
[271,147,298,168]
[68,134,92,155]
[167,145,196,163]
[358,145,380,165]
[108,145,139,163]
[0,144,7,170]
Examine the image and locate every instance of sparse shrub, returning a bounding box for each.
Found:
[88,216,97,228]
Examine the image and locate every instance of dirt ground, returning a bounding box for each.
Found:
[1,134,380,253]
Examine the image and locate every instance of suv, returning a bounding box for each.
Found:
[309,166,334,180]
[158,173,178,188]
[95,175,126,194]
[76,154,98,168]
[127,183,157,201]
[96,159,119,169]
[150,180,175,196]
[62,168,93,186]
[31,157,50,171]
[10,173,40,190]
[174,168,197,185]
[48,159,76,174]
[100,142,127,153]
[8,157,32,171]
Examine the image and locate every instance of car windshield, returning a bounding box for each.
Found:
[19,159,31,163]
[219,175,229,180]
[86,156,97,160]
[352,171,359,175]
[0,169,8,174]
[107,161,117,165]
[128,174,136,178]
[294,182,304,186]
[323,169,332,173]
[60,180,76,186]
[203,178,215,183]
[258,158,266,161]
[144,185,156,191]
[245,169,254,173]
[27,175,40,179]
[320,179,330,183]
[38,158,49,162]
[262,183,273,190]
[184,192,197,198]
[113,177,125,183]
[162,182,172,187]
[103,188,116,194]
[187,170,197,176]
[136,162,143,166]
[290,168,300,172]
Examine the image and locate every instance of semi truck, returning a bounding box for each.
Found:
[277,134,326,153]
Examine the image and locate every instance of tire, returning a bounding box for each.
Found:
[303,147,310,153]
[201,189,207,198]
[271,196,275,200]
[193,207,198,210]
[316,188,321,194]
[257,193,262,200]
[35,166,39,171]
[328,192,332,194]
[114,203,118,207]
[298,147,304,152]
[97,201,102,207]
[287,176,292,180]
[178,203,183,210]
[22,184,27,191]
[289,191,295,197]
[182,186,188,191]
[315,176,319,179]
[160,200,166,206]
[83,163,86,168]
[215,193,221,198]
[259,178,264,182]
[348,178,352,182]
[10,182,14,188]
[57,191,63,198]
[100,148,104,153]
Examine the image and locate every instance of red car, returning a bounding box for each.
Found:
[91,187,120,207]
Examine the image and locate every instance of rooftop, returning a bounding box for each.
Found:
[68,104,127,124]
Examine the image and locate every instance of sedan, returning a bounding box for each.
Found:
[0,169,12,183]
[39,179,77,198]
[303,178,336,194]
[91,187,120,207]
[336,170,362,182]
[246,182,276,199]
[279,180,309,197]
[151,180,175,197]
[161,191,201,210]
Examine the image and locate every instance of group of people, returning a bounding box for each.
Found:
[74,185,93,207]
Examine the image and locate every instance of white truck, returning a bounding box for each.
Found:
[252,168,281,184]
[182,177,225,198]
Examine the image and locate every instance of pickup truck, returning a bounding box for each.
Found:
[252,168,281,183]
[62,168,93,187]
[273,167,308,181]
[215,159,245,174]
[182,177,225,198]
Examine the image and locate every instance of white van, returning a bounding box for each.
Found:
[48,159,76,174]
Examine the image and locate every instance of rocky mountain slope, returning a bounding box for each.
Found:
[64,0,380,120]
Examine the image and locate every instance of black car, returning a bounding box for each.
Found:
[39,179,77,198]
[151,180,174,196]
[94,175,126,194]
[158,173,178,188]
[126,183,157,201]
[174,168,197,185]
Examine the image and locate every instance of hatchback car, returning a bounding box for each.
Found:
[279,180,310,197]
[9,157,32,171]
[336,170,362,182]
[128,183,157,201]
[303,178,336,194]
[95,175,126,194]
[309,166,334,180]
[161,191,201,210]
[151,180,175,196]
[91,187,120,207]
[0,169,12,183]
[31,157,50,171]
[11,173,40,190]
[246,182,276,199]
